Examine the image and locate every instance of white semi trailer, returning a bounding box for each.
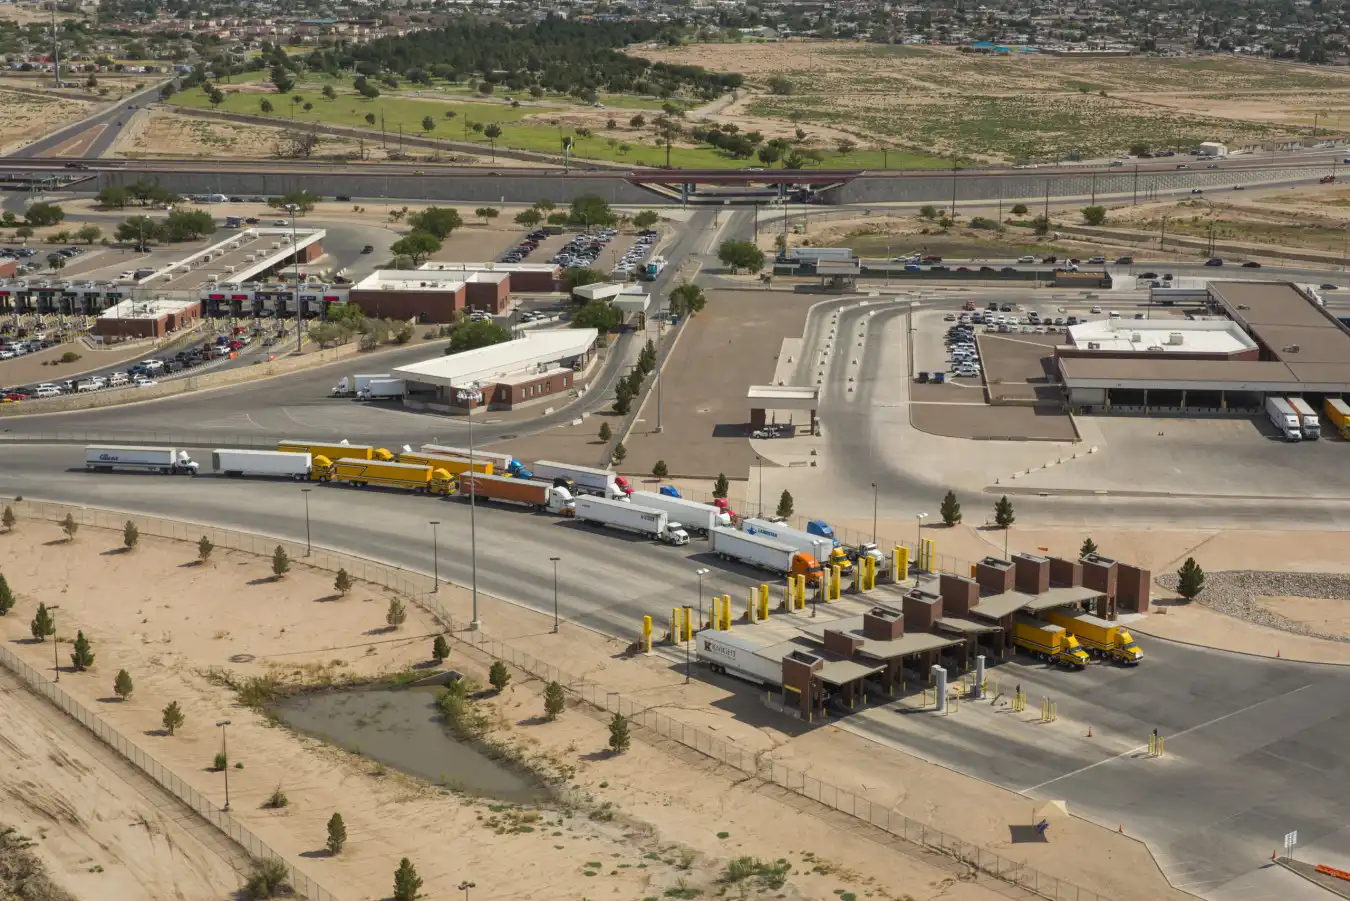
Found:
[574,495,688,545]
[629,491,730,535]
[212,449,312,479]
[1286,396,1322,440]
[697,630,783,687]
[1265,396,1303,442]
[85,445,199,475]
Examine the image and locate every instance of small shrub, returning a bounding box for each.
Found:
[197,535,214,563]
[489,659,510,692]
[123,520,139,549]
[543,680,565,720]
[326,812,347,855]
[334,567,352,596]
[113,668,133,699]
[162,701,185,736]
[608,712,630,754]
[243,857,290,899]
[213,751,228,771]
[432,634,450,662]
[2,505,15,531]
[271,545,290,579]
[0,573,13,616]
[61,513,78,542]
[386,597,407,627]
[264,784,289,809]
[59,351,81,363]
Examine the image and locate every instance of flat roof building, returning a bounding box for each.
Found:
[348,269,513,321]
[1062,318,1257,358]
[93,296,201,340]
[419,261,559,294]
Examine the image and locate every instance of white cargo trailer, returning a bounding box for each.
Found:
[1286,396,1321,440]
[212,449,312,479]
[85,445,199,475]
[358,378,406,400]
[710,526,805,576]
[1265,396,1303,441]
[532,460,630,497]
[331,374,388,397]
[630,491,729,535]
[697,630,784,687]
[574,495,687,545]
[739,518,833,565]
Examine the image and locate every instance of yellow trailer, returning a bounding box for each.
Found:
[319,458,453,495]
[1012,619,1088,670]
[279,439,394,462]
[1324,398,1350,439]
[397,450,495,477]
[1044,609,1142,665]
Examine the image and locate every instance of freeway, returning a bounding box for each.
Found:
[6,82,169,160]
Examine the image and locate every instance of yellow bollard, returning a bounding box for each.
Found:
[795,574,806,608]
[893,545,910,582]
[670,608,679,644]
[830,564,842,600]
[747,588,756,623]
[781,583,791,612]
[683,606,693,642]
[866,555,877,590]
[642,615,653,653]
[920,537,936,571]
[721,594,731,631]
[758,588,769,622]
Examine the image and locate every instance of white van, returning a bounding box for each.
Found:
[35,386,61,398]
[77,381,99,393]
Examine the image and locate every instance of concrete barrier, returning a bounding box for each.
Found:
[0,343,360,417]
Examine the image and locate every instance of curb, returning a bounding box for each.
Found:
[1129,621,1350,668]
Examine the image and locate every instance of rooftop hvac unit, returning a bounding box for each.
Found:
[1131,332,1142,342]
[224,265,235,273]
[1147,345,1164,352]
[1167,332,1184,345]
[1285,344,1301,353]
[1087,341,1100,350]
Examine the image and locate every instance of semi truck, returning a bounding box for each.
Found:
[574,495,688,545]
[85,445,199,475]
[740,518,851,572]
[358,378,406,401]
[457,473,575,514]
[279,439,394,461]
[331,375,388,397]
[212,449,312,480]
[531,460,631,498]
[397,450,494,477]
[419,444,532,479]
[1286,396,1321,440]
[630,490,730,535]
[1324,397,1350,439]
[319,459,453,495]
[1011,619,1088,670]
[1043,609,1143,665]
[697,630,783,687]
[806,519,840,547]
[1265,397,1303,442]
[709,527,822,585]
[640,255,667,281]
[781,247,853,264]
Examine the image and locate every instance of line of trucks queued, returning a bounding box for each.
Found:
[1266,395,1350,442]
[81,441,875,584]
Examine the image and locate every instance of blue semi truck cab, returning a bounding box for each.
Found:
[806,519,839,547]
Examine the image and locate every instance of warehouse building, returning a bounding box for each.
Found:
[347,269,513,321]
[392,328,598,413]
[92,296,202,340]
[419,261,559,294]
[1058,281,1350,414]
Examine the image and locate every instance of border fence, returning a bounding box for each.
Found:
[0,499,1109,901]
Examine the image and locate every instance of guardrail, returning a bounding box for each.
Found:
[0,498,1111,901]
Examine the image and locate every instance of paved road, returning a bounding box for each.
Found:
[6,81,169,160]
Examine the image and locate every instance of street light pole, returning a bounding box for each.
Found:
[301,488,311,556]
[290,204,302,354]
[915,512,928,570]
[695,567,708,629]
[458,881,476,901]
[469,409,480,630]
[550,556,561,633]
[50,604,60,682]
[430,521,440,593]
[216,720,232,811]
[757,454,763,516]
[870,482,879,545]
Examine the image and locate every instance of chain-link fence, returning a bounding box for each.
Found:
[0,642,338,901]
[4,500,1108,901]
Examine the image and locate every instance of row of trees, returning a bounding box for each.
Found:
[114,210,216,245]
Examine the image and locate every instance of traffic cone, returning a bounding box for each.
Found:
[1087,725,1093,738]
[1277,650,1281,658]
[1272,850,1278,860]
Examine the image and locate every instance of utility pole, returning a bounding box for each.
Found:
[51,6,60,88]
[950,155,958,216]
[1133,164,1139,206]
[1090,173,1097,207]
[1160,216,1168,251]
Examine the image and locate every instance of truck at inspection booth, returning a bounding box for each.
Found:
[709,527,823,585]
[279,439,393,461]
[741,518,851,572]
[531,460,631,498]
[320,459,454,495]
[1012,619,1089,670]
[1044,609,1143,664]
[418,444,531,478]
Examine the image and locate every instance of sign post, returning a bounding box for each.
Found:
[1284,830,1298,860]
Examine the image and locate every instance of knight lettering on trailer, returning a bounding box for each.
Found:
[701,637,736,661]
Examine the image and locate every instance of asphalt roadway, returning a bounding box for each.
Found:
[6,81,169,160]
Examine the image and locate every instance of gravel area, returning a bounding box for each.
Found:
[1156,570,1350,642]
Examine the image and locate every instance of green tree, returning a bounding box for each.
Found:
[448,319,511,353]
[1079,537,1098,558]
[197,535,214,564]
[668,281,706,318]
[123,520,139,550]
[1128,142,1150,156]
[96,186,128,209]
[116,215,160,244]
[515,208,542,227]
[390,231,441,264]
[918,204,939,220]
[30,602,54,641]
[1031,215,1050,235]
[629,113,645,128]
[534,198,556,213]
[562,267,607,294]
[271,545,291,579]
[613,381,633,416]
[61,513,78,542]
[474,207,499,224]
[76,224,102,245]
[393,858,423,901]
[598,422,613,443]
[0,572,13,616]
[1010,203,1029,215]
[322,85,337,101]
[940,490,961,526]
[608,712,631,754]
[993,496,1015,528]
[1176,557,1206,601]
[364,112,376,126]
[421,115,435,133]
[326,813,347,856]
[483,123,502,161]
[260,97,274,114]
[713,473,729,499]
[569,194,616,230]
[14,225,32,239]
[2,506,14,532]
[161,700,185,736]
[767,74,793,95]
[408,207,463,239]
[571,300,622,332]
[776,490,794,518]
[269,190,319,215]
[386,597,407,628]
[652,459,669,480]
[632,210,659,230]
[544,680,565,721]
[612,441,628,464]
[47,253,65,274]
[1081,205,1107,226]
[114,669,133,700]
[489,659,510,692]
[70,630,94,671]
[163,209,216,241]
[717,239,765,273]
[432,635,450,663]
[334,567,353,596]
[244,857,289,898]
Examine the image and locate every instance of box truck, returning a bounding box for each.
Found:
[458,473,574,515]
[398,450,494,477]
[697,630,784,687]
[1265,397,1303,442]
[331,374,388,397]
[1286,396,1321,440]
[279,439,394,462]
[740,518,851,572]
[212,449,312,480]
[1324,397,1350,439]
[531,460,631,498]
[85,445,199,475]
[574,495,688,545]
[1043,609,1142,665]
[358,378,406,401]
[630,490,730,535]
[709,527,822,584]
[318,459,453,495]
[418,444,532,478]
[1012,619,1088,670]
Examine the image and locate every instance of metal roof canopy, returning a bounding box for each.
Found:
[393,329,598,388]
[747,385,819,412]
[936,616,1001,634]
[796,617,962,660]
[752,635,884,685]
[971,584,1103,620]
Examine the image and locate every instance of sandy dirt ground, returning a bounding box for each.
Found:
[0,665,244,900]
[0,518,1021,901]
[0,340,149,389]
[0,88,95,155]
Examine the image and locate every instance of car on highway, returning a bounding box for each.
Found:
[1041,255,1057,264]
[133,377,157,388]
[1000,303,1013,312]
[1321,175,1337,184]
[943,313,956,321]
[1090,305,1103,314]
[1017,255,1035,263]
[1140,271,1158,279]
[1176,163,1189,169]
[1205,258,1224,266]
[1088,256,1105,264]
[1207,164,1219,169]
[1233,185,1245,190]
[1241,261,1262,268]
[1320,283,1341,290]
[1191,188,1204,194]
[245,217,260,224]
[1116,256,1134,264]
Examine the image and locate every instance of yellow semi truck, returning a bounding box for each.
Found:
[1012,619,1089,670]
[279,439,394,462]
[1324,398,1350,439]
[1044,609,1143,665]
[316,458,453,495]
[396,450,494,478]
